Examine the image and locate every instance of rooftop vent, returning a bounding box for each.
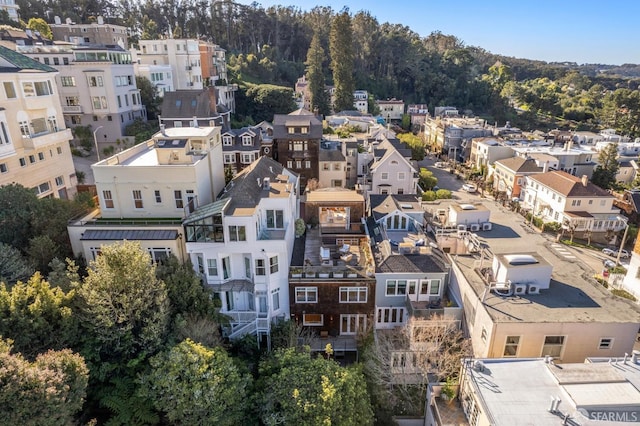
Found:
[460,204,476,210]
[400,204,413,209]
[263,177,271,191]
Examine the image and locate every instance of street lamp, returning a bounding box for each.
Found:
[93,126,104,161]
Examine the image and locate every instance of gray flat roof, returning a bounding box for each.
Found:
[466,357,640,425]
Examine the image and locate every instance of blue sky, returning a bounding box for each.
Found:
[236,0,639,65]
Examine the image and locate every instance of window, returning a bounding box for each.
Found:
[340,314,366,335]
[20,121,30,137]
[296,287,317,303]
[269,256,278,273]
[429,279,441,295]
[88,76,104,87]
[503,336,520,356]
[19,158,26,167]
[228,225,246,241]
[3,82,15,98]
[376,307,405,325]
[481,327,487,342]
[381,172,389,180]
[55,176,64,186]
[132,190,143,209]
[265,288,278,312]
[333,163,341,171]
[255,259,265,276]
[148,248,171,263]
[223,154,234,164]
[242,135,252,146]
[154,190,162,203]
[541,336,565,358]
[305,160,311,168]
[222,256,231,280]
[103,190,114,208]
[174,190,183,208]
[223,135,233,146]
[63,57,69,65]
[296,160,302,169]
[386,280,407,296]
[60,76,76,87]
[331,180,342,187]
[287,160,293,168]
[38,152,45,161]
[288,127,295,134]
[241,153,255,164]
[323,163,330,171]
[598,338,613,350]
[207,259,218,276]
[408,280,417,295]
[571,199,581,207]
[117,95,122,108]
[0,163,6,173]
[302,313,323,326]
[266,210,284,229]
[340,287,367,303]
[28,155,36,163]
[92,96,107,109]
[35,181,50,195]
[398,172,405,180]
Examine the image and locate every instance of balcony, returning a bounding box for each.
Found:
[22,128,73,150]
[62,105,83,114]
[405,291,463,322]
[258,229,287,240]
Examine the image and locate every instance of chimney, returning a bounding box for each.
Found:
[97,16,104,25]
[192,116,198,128]
[160,124,167,136]
[581,175,588,187]
[263,177,271,191]
[54,16,61,25]
[542,162,549,173]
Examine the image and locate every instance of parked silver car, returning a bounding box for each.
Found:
[602,248,629,259]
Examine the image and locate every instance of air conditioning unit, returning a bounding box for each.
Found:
[514,283,527,296]
[527,284,540,295]
[470,223,481,232]
[482,222,492,231]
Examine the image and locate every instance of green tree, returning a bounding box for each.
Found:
[330,10,355,112]
[418,168,438,190]
[0,183,39,250]
[0,340,88,425]
[26,235,60,275]
[244,84,296,122]
[224,165,235,185]
[397,133,426,160]
[46,257,80,293]
[306,32,330,116]
[139,339,249,425]
[256,347,374,426]
[591,143,620,190]
[0,273,78,358]
[136,76,160,120]
[78,241,169,378]
[0,243,33,285]
[26,17,52,40]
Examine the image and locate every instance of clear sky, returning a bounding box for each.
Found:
[235,0,639,65]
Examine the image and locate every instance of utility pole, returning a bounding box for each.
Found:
[615,222,630,266]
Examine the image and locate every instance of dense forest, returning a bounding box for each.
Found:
[12,0,640,136]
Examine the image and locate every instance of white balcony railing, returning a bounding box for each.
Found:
[62,105,83,113]
[22,128,73,150]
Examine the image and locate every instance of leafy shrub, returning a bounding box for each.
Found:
[436,189,452,199]
[422,191,436,201]
[611,289,637,301]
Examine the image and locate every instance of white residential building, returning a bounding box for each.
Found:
[364,138,418,195]
[18,44,145,145]
[318,140,347,188]
[67,125,224,262]
[0,46,76,199]
[0,0,18,21]
[353,90,368,114]
[424,356,640,426]
[184,156,299,343]
[521,171,626,235]
[135,63,174,96]
[136,38,236,112]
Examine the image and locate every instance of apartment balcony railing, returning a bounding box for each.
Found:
[290,265,371,280]
[258,229,287,240]
[405,292,463,322]
[69,217,183,226]
[62,105,83,114]
[22,128,73,150]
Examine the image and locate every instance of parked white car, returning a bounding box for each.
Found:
[603,259,616,269]
[434,162,447,168]
[602,248,629,258]
[461,183,477,193]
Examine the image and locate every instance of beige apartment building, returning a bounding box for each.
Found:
[0,46,76,199]
[50,16,130,49]
[449,245,640,363]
